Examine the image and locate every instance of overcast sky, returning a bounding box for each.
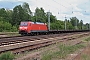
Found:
[0,0,90,24]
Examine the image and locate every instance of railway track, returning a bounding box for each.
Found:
[0,33,73,53]
[0,32,89,54]
[0,33,75,46]
[15,32,90,60]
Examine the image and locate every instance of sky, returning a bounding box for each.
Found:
[0,0,90,24]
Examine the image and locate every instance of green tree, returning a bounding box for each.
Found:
[70,17,79,29]
[12,5,26,25]
[67,22,74,30]
[64,19,74,30]
[50,20,64,30]
[85,23,89,30]
[0,8,8,22]
[50,14,57,23]
[6,9,13,23]
[45,12,57,23]
[12,2,32,26]
[79,20,83,30]
[35,7,47,22]
[22,2,32,20]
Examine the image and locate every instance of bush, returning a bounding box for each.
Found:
[0,21,18,32]
[0,51,15,60]
[11,26,18,32]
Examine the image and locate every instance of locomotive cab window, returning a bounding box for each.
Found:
[20,22,28,26]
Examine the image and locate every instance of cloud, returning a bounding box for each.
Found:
[0,0,90,23]
[77,1,90,15]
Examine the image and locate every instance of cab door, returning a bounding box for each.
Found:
[27,22,32,33]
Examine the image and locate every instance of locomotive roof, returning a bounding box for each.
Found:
[21,21,47,25]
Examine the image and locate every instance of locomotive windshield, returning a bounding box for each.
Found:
[20,22,28,26]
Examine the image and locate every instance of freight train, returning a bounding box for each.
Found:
[19,21,48,35]
[19,21,90,35]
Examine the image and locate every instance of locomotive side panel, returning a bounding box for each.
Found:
[31,22,48,32]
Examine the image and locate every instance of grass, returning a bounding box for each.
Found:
[0,32,20,36]
[0,51,15,60]
[85,37,90,41]
[42,54,52,60]
[81,54,90,60]
[80,37,90,60]
[42,43,85,60]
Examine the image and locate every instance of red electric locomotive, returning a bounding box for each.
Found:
[19,21,48,35]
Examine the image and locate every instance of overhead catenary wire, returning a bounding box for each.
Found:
[52,0,68,9]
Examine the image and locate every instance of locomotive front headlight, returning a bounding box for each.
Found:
[19,27,22,30]
[19,27,27,31]
[24,27,27,29]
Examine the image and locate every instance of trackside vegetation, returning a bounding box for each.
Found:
[85,37,90,41]
[42,37,90,60]
[80,37,90,60]
[81,54,90,60]
[0,2,89,32]
[42,43,85,60]
[0,51,15,60]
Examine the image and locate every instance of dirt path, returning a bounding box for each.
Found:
[73,42,90,60]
